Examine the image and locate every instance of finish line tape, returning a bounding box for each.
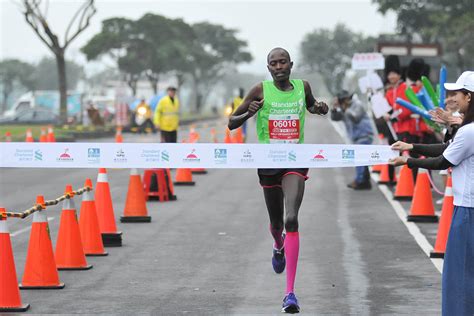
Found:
[0,143,397,169]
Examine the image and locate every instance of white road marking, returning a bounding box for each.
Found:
[371,173,443,273]
[329,120,443,274]
[11,216,55,237]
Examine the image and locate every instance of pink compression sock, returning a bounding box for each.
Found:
[269,225,284,249]
[285,231,299,294]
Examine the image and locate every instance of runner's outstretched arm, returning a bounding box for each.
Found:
[228,83,264,130]
[303,80,329,115]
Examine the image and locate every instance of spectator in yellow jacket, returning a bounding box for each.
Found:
[154,87,180,143]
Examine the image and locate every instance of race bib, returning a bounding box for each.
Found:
[269,114,300,143]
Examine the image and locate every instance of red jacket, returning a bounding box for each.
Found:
[386,82,432,135]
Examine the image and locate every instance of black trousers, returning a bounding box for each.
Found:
[160,130,177,143]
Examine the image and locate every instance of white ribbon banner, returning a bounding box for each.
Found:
[0,143,397,169]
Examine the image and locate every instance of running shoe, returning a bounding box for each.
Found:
[272,246,286,274]
[282,292,300,313]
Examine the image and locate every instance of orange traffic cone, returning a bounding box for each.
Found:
[378,164,397,185]
[144,169,169,201]
[372,134,386,173]
[430,176,454,258]
[407,168,438,222]
[5,131,12,142]
[25,129,34,142]
[79,179,108,256]
[393,165,415,200]
[174,168,195,186]
[95,168,122,247]
[210,128,218,143]
[47,125,56,142]
[121,169,151,223]
[232,127,244,143]
[371,164,383,173]
[55,185,92,270]
[224,128,232,143]
[20,195,65,289]
[39,127,47,142]
[188,125,200,143]
[0,208,30,312]
[115,126,123,143]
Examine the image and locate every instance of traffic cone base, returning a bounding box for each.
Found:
[102,232,122,247]
[406,214,438,222]
[20,283,65,290]
[0,305,30,313]
[429,252,445,259]
[58,265,93,271]
[86,252,109,257]
[393,196,412,201]
[120,215,151,223]
[191,169,208,174]
[174,181,196,186]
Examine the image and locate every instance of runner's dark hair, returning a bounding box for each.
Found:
[267,47,291,63]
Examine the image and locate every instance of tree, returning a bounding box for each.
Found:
[20,0,96,123]
[134,14,197,94]
[81,17,140,94]
[190,22,252,112]
[373,0,474,72]
[82,14,197,96]
[0,59,35,114]
[299,23,376,94]
[32,57,84,90]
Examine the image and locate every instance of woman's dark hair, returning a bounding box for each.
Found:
[461,89,474,126]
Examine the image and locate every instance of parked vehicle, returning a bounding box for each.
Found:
[0,107,59,124]
[4,91,82,121]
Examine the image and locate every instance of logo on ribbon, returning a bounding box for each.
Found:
[214,148,227,164]
[57,148,73,162]
[342,149,355,161]
[312,149,328,162]
[183,149,200,162]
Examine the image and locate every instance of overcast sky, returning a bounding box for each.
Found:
[0,0,397,74]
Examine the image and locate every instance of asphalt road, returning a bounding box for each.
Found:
[0,115,442,315]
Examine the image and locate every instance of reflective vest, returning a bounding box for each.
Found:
[153,96,180,132]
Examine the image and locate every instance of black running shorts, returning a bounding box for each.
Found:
[257,168,309,188]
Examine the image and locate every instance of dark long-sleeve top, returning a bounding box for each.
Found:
[406,143,453,170]
[443,124,460,143]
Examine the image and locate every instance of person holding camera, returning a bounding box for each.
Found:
[331,90,374,190]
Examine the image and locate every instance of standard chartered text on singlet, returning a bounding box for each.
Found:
[257,79,306,144]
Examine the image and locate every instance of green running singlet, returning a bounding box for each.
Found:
[257,79,306,144]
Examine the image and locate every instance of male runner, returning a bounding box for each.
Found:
[228,47,328,313]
